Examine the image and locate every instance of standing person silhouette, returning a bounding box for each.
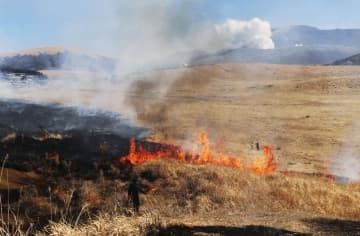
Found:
[127,177,145,214]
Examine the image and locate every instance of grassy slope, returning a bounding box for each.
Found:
[128,64,360,174]
[4,64,360,235]
[46,159,360,235]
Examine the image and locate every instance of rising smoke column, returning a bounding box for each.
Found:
[329,123,360,182]
[114,2,275,129]
[53,1,276,130]
[0,1,276,139]
[214,18,275,50]
[114,8,275,73]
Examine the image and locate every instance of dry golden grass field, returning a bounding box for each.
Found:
[44,159,360,235]
[127,64,360,175]
[124,64,360,235]
[2,64,360,235]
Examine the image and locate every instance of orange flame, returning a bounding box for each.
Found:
[251,146,276,175]
[323,172,335,185]
[147,184,158,193]
[119,132,276,175]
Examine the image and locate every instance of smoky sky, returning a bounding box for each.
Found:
[0,0,274,140]
[58,0,274,75]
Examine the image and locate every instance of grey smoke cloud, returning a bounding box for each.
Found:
[0,1,275,129]
[114,10,275,74]
[59,1,274,74]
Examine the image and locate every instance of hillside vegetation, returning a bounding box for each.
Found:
[2,64,360,235]
[333,53,360,65]
[41,159,360,235]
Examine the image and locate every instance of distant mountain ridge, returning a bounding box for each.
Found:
[190,46,356,65]
[2,25,360,69]
[0,47,116,71]
[190,25,360,65]
[332,53,360,65]
[272,25,360,48]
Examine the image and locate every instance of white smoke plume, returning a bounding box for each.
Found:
[330,124,360,182]
[181,17,274,56]
[1,1,275,74]
[214,18,275,50]
[0,1,275,124]
[113,15,275,74]
[58,1,275,74]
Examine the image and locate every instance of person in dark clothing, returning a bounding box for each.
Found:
[256,142,260,151]
[128,177,146,214]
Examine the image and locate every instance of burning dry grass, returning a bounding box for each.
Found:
[1,157,359,235]
[3,64,360,234]
[36,158,360,235]
[126,64,360,175]
[120,132,276,175]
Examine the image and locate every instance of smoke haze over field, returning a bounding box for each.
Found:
[57,1,274,74]
[330,124,360,182]
[0,1,275,126]
[0,0,276,75]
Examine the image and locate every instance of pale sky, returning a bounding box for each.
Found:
[0,0,359,52]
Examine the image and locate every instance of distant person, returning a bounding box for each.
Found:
[128,177,146,214]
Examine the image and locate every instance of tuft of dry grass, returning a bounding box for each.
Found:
[42,213,161,236]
